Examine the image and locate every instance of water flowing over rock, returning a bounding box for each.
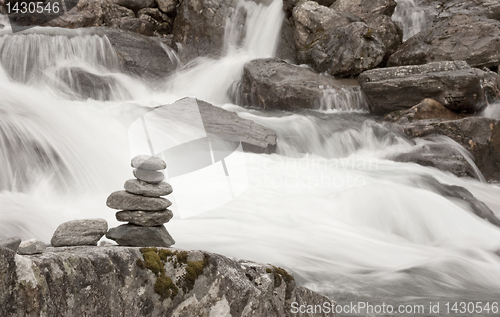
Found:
[388,15,500,70]
[51,219,108,247]
[0,246,331,317]
[172,0,235,61]
[358,61,487,114]
[403,117,500,182]
[292,1,386,77]
[239,58,359,111]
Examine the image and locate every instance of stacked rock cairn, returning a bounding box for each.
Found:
[106,155,175,247]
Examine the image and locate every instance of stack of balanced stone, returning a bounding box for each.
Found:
[106,155,175,247]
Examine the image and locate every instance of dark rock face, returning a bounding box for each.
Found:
[388,15,500,70]
[117,17,156,36]
[403,117,500,182]
[419,0,500,23]
[358,61,487,115]
[172,0,235,61]
[51,219,108,247]
[96,28,177,79]
[276,18,298,63]
[107,191,172,211]
[292,1,385,77]
[0,246,331,317]
[238,58,343,111]
[474,68,500,103]
[109,0,155,12]
[330,0,397,20]
[384,98,465,125]
[367,15,403,62]
[106,224,175,246]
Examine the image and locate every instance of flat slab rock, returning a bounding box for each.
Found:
[0,246,332,317]
[107,190,171,211]
[358,61,486,115]
[116,210,173,226]
[51,219,108,247]
[18,239,46,255]
[106,224,175,247]
[124,179,173,197]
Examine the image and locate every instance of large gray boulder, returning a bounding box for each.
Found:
[388,15,500,70]
[358,61,487,114]
[51,219,108,247]
[97,28,177,79]
[292,1,385,77]
[402,117,500,182]
[172,0,235,61]
[0,246,331,317]
[238,58,344,111]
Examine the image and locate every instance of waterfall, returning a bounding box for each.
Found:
[1,0,500,307]
[392,0,427,41]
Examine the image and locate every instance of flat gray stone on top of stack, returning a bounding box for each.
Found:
[106,155,175,247]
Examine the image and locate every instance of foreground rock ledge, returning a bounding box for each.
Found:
[0,246,331,317]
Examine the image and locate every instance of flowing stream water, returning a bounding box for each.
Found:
[1,1,500,315]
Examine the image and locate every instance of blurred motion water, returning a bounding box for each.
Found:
[1,0,500,314]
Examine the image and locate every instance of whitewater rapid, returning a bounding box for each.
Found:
[1,0,500,310]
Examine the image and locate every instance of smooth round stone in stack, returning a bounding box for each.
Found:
[105,155,175,247]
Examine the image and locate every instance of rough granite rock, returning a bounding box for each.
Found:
[125,179,173,197]
[292,1,385,77]
[17,239,46,255]
[107,190,172,211]
[133,168,165,183]
[330,0,397,21]
[238,58,344,111]
[51,219,108,247]
[388,15,500,70]
[384,99,465,125]
[402,117,500,182]
[0,246,332,317]
[109,0,155,11]
[157,0,178,14]
[131,155,167,170]
[358,61,487,115]
[106,224,175,246]
[116,210,174,226]
[0,237,22,253]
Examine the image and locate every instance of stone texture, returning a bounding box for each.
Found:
[384,98,465,125]
[118,17,155,36]
[172,0,235,62]
[402,117,500,182]
[131,155,167,170]
[51,219,108,247]
[116,210,174,226]
[292,1,385,77]
[155,98,277,154]
[0,246,331,317]
[106,224,175,246]
[157,0,178,13]
[238,58,343,111]
[330,0,397,21]
[96,27,177,79]
[125,179,173,197]
[107,190,172,211]
[388,15,500,70]
[0,237,22,253]
[18,239,46,255]
[133,168,165,183]
[109,0,155,11]
[358,61,487,115]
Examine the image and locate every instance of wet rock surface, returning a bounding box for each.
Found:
[359,61,487,115]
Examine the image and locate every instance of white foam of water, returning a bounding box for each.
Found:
[319,87,369,113]
[392,0,427,41]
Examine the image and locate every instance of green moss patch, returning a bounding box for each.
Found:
[137,248,210,300]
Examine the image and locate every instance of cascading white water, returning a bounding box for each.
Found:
[1,0,500,310]
[392,0,427,41]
